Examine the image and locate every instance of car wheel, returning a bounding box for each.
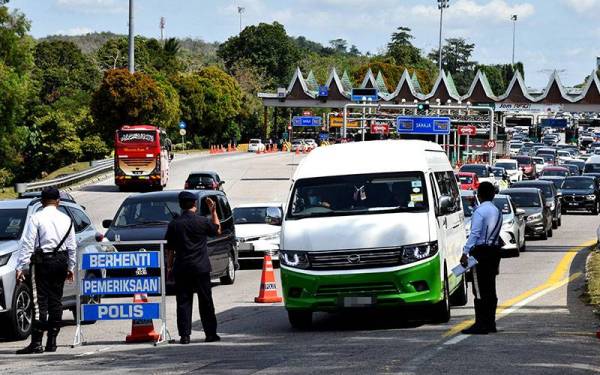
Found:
[561,207,567,214]
[6,282,33,340]
[431,270,451,323]
[288,310,312,330]
[449,274,468,307]
[219,251,236,285]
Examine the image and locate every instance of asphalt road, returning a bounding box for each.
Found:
[1,151,599,374]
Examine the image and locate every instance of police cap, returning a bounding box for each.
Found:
[41,187,60,200]
[178,191,196,202]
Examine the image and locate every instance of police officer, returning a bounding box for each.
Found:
[165,191,221,344]
[15,187,76,354]
[461,181,503,335]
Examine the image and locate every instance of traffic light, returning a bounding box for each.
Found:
[417,103,430,111]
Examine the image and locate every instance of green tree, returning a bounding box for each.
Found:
[0,0,34,75]
[217,22,300,85]
[329,38,348,54]
[429,38,478,94]
[96,36,151,72]
[90,69,170,140]
[387,27,423,67]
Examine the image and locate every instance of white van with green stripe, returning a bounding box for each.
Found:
[280,140,467,328]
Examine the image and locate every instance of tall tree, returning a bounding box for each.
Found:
[386,27,423,67]
[329,38,348,54]
[429,38,478,94]
[217,22,300,85]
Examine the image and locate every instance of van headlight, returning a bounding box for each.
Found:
[280,251,310,269]
[401,242,438,264]
[527,213,543,222]
[0,252,11,267]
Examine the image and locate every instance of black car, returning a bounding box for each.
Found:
[184,171,225,191]
[561,164,580,176]
[511,180,562,228]
[503,188,553,240]
[539,176,566,192]
[566,159,585,174]
[560,176,600,215]
[103,190,238,284]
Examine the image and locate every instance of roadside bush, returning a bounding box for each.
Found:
[0,168,15,190]
[81,135,111,161]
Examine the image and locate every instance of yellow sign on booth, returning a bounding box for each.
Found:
[329,117,360,128]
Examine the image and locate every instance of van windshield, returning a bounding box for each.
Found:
[288,172,428,219]
[584,164,600,173]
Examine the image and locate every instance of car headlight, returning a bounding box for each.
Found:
[0,252,11,267]
[503,220,514,229]
[527,213,543,222]
[280,251,310,269]
[402,242,438,264]
[586,195,596,201]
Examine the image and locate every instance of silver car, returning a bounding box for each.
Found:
[0,197,107,340]
[493,194,527,257]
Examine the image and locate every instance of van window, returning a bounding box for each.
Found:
[288,172,428,219]
[434,172,460,213]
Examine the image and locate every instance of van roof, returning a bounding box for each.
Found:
[293,140,450,180]
[585,155,600,164]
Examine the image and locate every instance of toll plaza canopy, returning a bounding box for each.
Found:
[259,67,600,113]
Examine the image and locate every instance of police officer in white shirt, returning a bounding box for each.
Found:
[15,187,76,354]
[460,181,503,335]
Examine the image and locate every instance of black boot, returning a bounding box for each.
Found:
[16,328,44,354]
[462,299,488,335]
[486,298,498,333]
[46,327,60,352]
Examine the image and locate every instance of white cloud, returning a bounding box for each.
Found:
[55,0,128,14]
[563,0,600,13]
[411,0,535,23]
[56,27,94,36]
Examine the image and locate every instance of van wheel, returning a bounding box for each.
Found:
[432,271,451,323]
[5,283,33,340]
[288,310,312,330]
[219,251,236,285]
[449,275,468,307]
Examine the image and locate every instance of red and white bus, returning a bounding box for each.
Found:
[114,125,172,191]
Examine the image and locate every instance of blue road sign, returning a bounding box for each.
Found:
[319,132,329,141]
[82,303,160,321]
[81,277,161,296]
[82,252,161,270]
[292,116,322,127]
[318,85,329,97]
[179,121,187,129]
[396,116,451,135]
[540,118,567,128]
[351,88,378,102]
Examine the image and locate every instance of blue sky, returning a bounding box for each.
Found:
[8,0,600,89]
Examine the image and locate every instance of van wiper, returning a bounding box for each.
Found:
[138,220,170,225]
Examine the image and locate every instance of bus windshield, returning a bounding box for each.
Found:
[117,131,157,144]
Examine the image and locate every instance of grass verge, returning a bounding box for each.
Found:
[43,161,91,180]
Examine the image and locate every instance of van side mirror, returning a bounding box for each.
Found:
[102,219,112,229]
[438,196,453,216]
[266,207,283,226]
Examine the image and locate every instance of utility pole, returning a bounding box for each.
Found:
[437,0,450,73]
[128,0,134,73]
[237,6,245,33]
[160,16,165,42]
[511,14,518,66]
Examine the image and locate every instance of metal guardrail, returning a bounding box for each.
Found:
[15,159,114,193]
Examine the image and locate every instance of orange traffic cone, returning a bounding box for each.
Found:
[125,294,160,343]
[254,254,283,303]
[295,147,300,155]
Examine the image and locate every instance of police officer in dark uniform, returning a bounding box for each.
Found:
[15,187,76,354]
[461,181,503,334]
[165,191,221,344]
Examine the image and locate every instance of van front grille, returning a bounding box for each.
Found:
[308,248,403,270]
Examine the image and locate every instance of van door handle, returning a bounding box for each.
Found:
[451,223,461,229]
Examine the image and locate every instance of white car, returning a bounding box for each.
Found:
[493,194,526,257]
[495,159,522,183]
[509,142,523,157]
[532,157,545,174]
[290,140,307,152]
[248,139,266,153]
[233,203,282,260]
[303,139,318,150]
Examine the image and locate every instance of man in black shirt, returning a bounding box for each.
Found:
[166,191,221,344]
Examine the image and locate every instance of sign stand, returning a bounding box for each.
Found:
[72,241,171,348]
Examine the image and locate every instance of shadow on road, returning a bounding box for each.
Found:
[77,184,120,193]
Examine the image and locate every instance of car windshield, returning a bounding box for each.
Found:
[496,162,516,170]
[461,195,478,217]
[492,169,505,177]
[542,169,569,177]
[562,178,595,190]
[0,209,27,240]
[187,175,215,187]
[584,164,600,173]
[533,158,544,165]
[493,197,512,215]
[460,165,487,177]
[233,207,268,224]
[506,192,541,208]
[542,155,555,163]
[459,175,473,184]
[113,198,181,227]
[543,178,564,189]
[288,172,428,219]
[250,139,260,144]
[514,183,553,198]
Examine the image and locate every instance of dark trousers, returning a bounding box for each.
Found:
[32,252,68,332]
[470,246,500,329]
[174,271,217,337]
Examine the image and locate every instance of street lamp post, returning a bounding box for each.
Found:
[128,0,134,73]
[511,14,518,66]
[437,0,450,73]
[238,6,245,33]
